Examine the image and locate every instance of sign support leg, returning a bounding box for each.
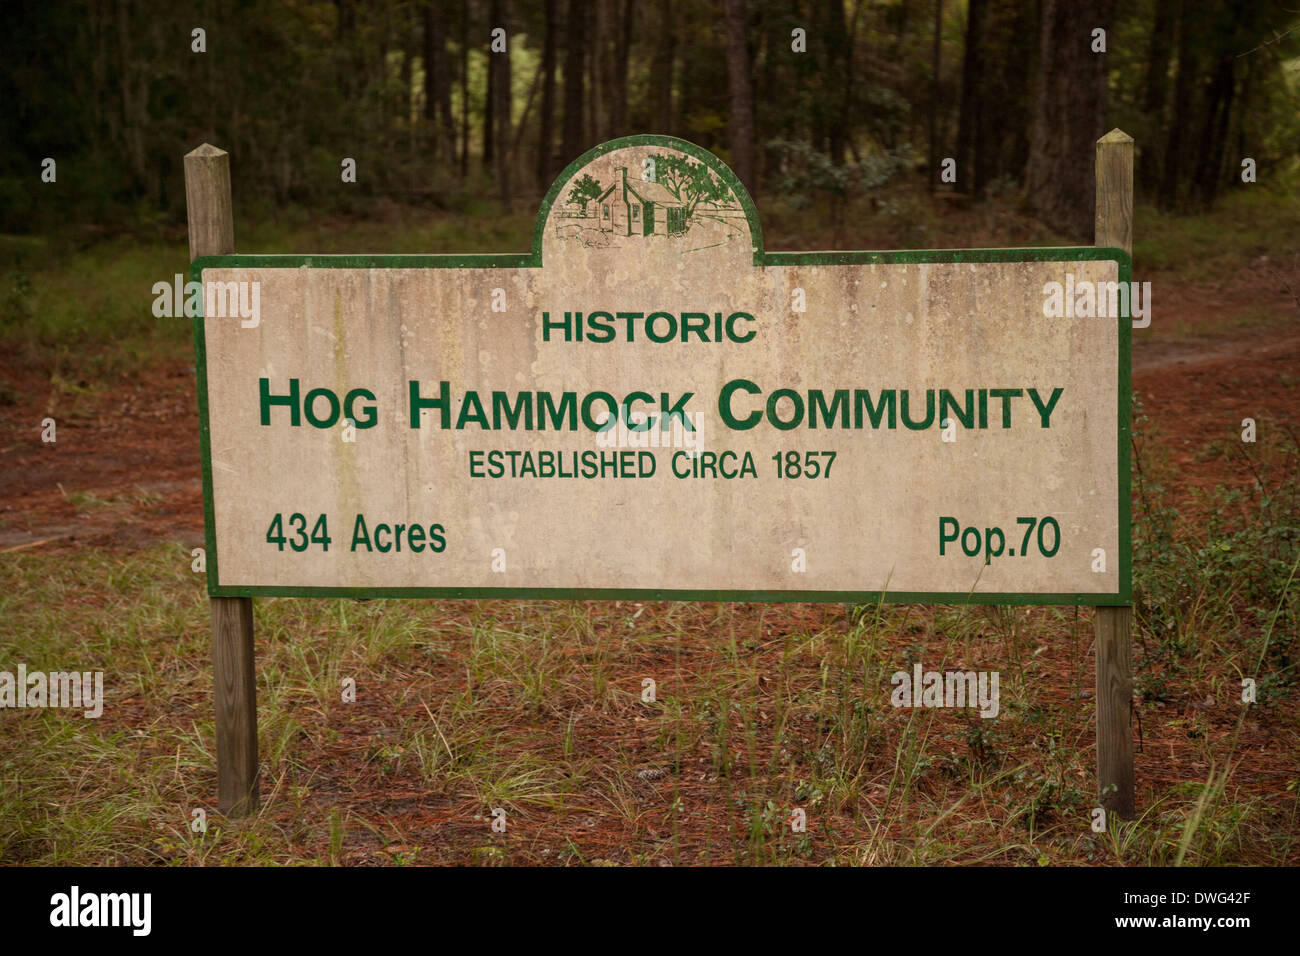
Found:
[211,596,259,815]
[1094,605,1135,818]
[1094,128,1136,819]
[185,143,259,817]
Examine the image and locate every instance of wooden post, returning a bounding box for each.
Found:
[185,144,259,817]
[1094,128,1135,820]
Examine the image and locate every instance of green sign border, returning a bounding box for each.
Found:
[192,134,1132,606]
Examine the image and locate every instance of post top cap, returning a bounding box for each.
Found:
[1098,128,1133,144]
[185,143,228,158]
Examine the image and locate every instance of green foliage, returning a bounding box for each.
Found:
[2,0,1298,237]
[765,138,916,242]
[647,153,732,218]
[566,174,602,209]
[1132,394,1299,703]
[858,86,913,150]
[767,139,913,200]
[0,271,34,331]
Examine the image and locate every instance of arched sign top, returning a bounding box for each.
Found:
[532,135,763,267]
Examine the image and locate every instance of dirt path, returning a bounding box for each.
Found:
[1129,263,1300,504]
[1134,329,1300,373]
[0,364,203,553]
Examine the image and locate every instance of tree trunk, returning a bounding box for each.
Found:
[1159,0,1193,210]
[1232,55,1253,177]
[336,0,357,98]
[1139,0,1175,192]
[651,0,675,133]
[561,0,586,159]
[537,0,558,189]
[511,61,544,159]
[492,0,511,207]
[460,0,470,176]
[928,0,942,191]
[424,2,455,163]
[758,11,776,191]
[810,0,826,156]
[611,0,633,136]
[588,0,603,143]
[424,5,437,126]
[378,7,392,170]
[990,0,1036,185]
[842,1,865,163]
[955,0,986,194]
[1194,52,1234,206]
[824,0,848,164]
[403,11,415,158]
[722,0,756,195]
[483,2,495,172]
[1025,0,1114,240]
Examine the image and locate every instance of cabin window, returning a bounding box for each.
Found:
[603,204,610,217]
[631,206,641,221]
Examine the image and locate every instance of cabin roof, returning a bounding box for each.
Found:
[626,179,683,206]
[594,172,684,207]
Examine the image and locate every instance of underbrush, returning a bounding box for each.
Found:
[1132,395,1299,707]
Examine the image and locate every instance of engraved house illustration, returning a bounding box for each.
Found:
[595,166,687,236]
[552,151,742,248]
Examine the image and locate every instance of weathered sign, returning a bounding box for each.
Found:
[193,134,1130,603]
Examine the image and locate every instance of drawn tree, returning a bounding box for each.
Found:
[648,153,733,224]
[566,173,603,214]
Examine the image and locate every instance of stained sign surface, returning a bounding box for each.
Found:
[193,135,1130,603]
